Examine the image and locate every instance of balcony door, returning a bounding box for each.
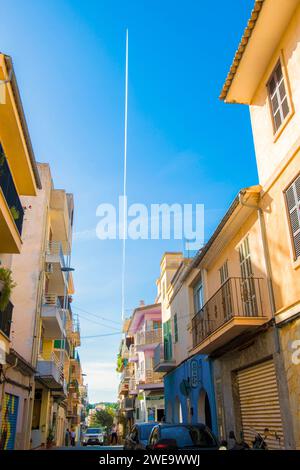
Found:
[239,237,257,316]
[219,261,232,321]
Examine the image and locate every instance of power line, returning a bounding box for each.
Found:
[75,312,120,331]
[72,305,121,325]
[81,332,122,339]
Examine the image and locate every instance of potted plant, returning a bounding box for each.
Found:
[0,267,16,311]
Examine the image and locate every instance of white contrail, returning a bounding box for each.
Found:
[121,29,128,321]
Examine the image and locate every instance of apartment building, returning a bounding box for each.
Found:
[154,253,217,434]
[0,53,41,450]
[204,0,300,449]
[124,302,164,424]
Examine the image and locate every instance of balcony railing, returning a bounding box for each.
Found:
[153,343,176,372]
[136,328,162,347]
[54,337,71,356]
[128,344,138,362]
[129,378,137,393]
[192,277,266,348]
[144,369,164,384]
[0,300,13,338]
[46,241,66,268]
[0,144,24,236]
[36,352,64,390]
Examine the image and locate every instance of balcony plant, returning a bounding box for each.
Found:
[0,267,16,312]
[10,205,20,222]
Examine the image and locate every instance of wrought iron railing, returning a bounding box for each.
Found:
[192,277,266,348]
[0,143,24,235]
[136,328,162,346]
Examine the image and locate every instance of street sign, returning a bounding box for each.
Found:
[190,359,199,388]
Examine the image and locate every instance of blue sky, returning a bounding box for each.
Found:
[0,0,257,402]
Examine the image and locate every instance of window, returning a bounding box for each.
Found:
[285,175,300,260]
[163,320,172,361]
[193,279,204,314]
[174,313,178,343]
[219,261,229,285]
[267,61,289,133]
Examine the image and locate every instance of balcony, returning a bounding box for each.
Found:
[120,397,135,410]
[45,241,69,295]
[128,344,138,362]
[0,299,13,339]
[36,352,65,391]
[120,367,131,383]
[191,277,269,355]
[41,294,66,339]
[153,344,176,373]
[129,378,137,394]
[0,144,24,252]
[137,369,164,390]
[135,328,162,350]
[54,337,71,358]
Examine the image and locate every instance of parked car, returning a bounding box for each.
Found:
[81,427,104,446]
[124,422,158,450]
[146,424,220,450]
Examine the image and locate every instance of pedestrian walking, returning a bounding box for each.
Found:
[65,428,70,447]
[70,429,76,447]
[110,424,118,445]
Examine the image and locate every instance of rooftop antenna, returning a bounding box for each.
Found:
[121,29,129,321]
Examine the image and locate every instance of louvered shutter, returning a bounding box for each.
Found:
[237,360,284,450]
[285,175,300,260]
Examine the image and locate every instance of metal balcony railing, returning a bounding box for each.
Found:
[144,369,164,384]
[128,344,138,361]
[0,300,13,338]
[46,241,66,268]
[192,277,266,348]
[136,328,162,347]
[129,378,137,392]
[0,144,24,235]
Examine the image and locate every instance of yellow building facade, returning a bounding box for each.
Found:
[220,0,300,448]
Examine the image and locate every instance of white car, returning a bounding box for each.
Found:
[82,427,104,446]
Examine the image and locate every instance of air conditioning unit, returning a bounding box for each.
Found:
[45,262,53,274]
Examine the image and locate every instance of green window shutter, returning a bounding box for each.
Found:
[174,314,178,343]
[163,320,172,360]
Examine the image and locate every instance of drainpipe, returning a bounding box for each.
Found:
[238,190,280,353]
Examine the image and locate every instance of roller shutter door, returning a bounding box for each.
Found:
[0,393,19,450]
[237,360,284,449]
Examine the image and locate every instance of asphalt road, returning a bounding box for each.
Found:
[57,445,124,450]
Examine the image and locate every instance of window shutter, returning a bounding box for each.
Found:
[286,175,300,260]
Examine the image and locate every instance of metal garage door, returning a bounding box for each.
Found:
[237,360,284,449]
[0,393,19,450]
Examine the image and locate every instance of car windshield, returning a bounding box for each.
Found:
[161,426,217,448]
[139,424,156,440]
[87,428,101,434]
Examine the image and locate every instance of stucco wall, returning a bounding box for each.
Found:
[9,163,52,364]
[250,4,300,187]
[164,355,217,436]
[279,318,300,449]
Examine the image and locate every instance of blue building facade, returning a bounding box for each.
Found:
[164,354,218,436]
